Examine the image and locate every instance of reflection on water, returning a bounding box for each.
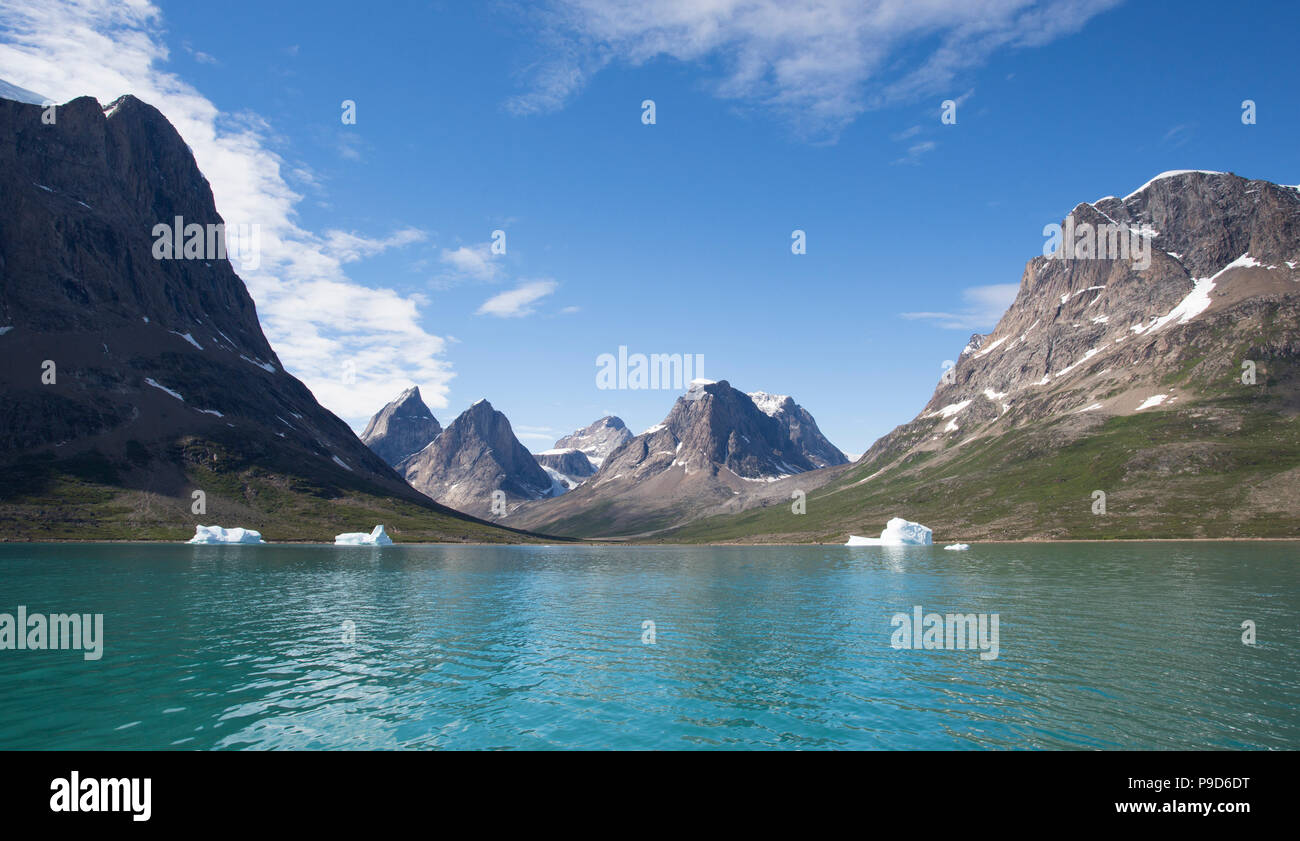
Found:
[0,541,1295,749]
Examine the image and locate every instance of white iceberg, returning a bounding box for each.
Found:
[845,517,933,546]
[187,525,264,544]
[334,524,393,546]
[944,543,971,551]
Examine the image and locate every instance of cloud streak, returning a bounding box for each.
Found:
[476,280,558,318]
[508,0,1121,138]
[901,283,1019,330]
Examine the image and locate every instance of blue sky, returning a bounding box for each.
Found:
[2,0,1297,455]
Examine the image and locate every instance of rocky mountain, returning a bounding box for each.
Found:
[552,416,632,466]
[360,386,441,467]
[662,171,1300,542]
[534,448,597,478]
[748,391,848,468]
[399,399,556,519]
[533,447,597,492]
[0,93,532,543]
[513,380,842,536]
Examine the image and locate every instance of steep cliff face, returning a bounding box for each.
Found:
[748,391,847,468]
[361,386,442,467]
[399,399,555,519]
[534,448,596,478]
[0,94,525,542]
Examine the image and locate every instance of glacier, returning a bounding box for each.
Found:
[334,525,393,546]
[845,517,933,546]
[187,525,264,544]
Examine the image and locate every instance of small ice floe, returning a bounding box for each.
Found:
[944,543,971,551]
[334,525,393,546]
[187,525,264,544]
[845,517,933,546]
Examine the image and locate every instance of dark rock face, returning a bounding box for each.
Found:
[361,386,441,467]
[534,448,596,478]
[748,391,847,468]
[0,93,476,528]
[552,416,631,465]
[399,399,554,518]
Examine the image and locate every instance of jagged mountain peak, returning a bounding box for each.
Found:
[399,398,553,519]
[553,415,632,465]
[360,386,441,468]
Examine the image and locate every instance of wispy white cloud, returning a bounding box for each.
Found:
[514,424,556,442]
[324,228,427,263]
[507,0,1120,138]
[476,279,558,318]
[440,242,501,281]
[893,139,936,165]
[181,41,217,65]
[0,0,455,426]
[901,283,1019,330]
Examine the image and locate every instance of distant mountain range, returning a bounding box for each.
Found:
[3,90,1295,543]
[355,170,1298,541]
[357,377,848,534]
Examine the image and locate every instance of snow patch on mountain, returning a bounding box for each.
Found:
[144,378,183,401]
[1124,170,1227,200]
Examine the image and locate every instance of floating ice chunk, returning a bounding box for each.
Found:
[943,543,971,551]
[334,525,393,546]
[187,525,264,544]
[845,517,933,546]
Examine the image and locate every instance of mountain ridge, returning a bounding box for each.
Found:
[0,93,536,543]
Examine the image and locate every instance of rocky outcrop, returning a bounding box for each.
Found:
[534,447,596,478]
[748,391,847,468]
[552,416,632,465]
[399,399,554,518]
[861,170,1300,470]
[361,386,441,467]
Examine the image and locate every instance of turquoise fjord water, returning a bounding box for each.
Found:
[0,542,1296,750]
